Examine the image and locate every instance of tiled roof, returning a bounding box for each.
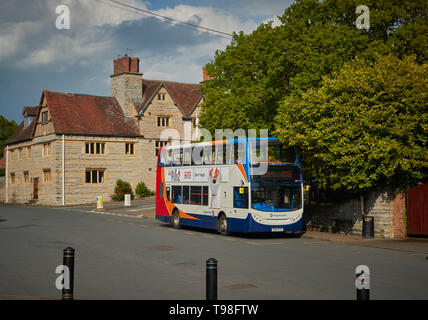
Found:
[44,90,141,137]
[137,80,202,117]
[22,106,39,116]
[5,106,39,145]
[5,90,141,146]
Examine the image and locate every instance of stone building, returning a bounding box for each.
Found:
[3,55,205,205]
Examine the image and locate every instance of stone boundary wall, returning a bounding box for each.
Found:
[304,189,406,239]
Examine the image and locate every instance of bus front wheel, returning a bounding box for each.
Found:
[217,214,229,236]
[171,210,180,228]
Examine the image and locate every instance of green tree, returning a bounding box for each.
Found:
[275,55,428,192]
[199,0,427,133]
[0,115,18,158]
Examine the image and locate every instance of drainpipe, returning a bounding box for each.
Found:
[360,195,365,217]
[62,135,65,206]
[5,145,8,203]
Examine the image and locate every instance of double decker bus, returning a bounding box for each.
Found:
[155,138,304,235]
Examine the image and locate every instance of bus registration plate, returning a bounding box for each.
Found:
[271,227,284,232]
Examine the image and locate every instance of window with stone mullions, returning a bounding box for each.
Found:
[85,169,105,183]
[157,116,169,127]
[85,142,105,154]
[125,143,135,155]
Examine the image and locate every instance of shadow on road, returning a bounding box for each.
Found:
[157,223,305,239]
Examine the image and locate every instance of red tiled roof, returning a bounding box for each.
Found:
[5,106,39,145]
[137,80,202,117]
[44,90,141,137]
[22,106,39,116]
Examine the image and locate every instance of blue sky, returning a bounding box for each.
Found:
[0,0,294,123]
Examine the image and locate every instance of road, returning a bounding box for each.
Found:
[0,204,427,300]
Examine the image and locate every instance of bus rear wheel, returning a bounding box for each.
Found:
[171,210,180,228]
[217,214,229,236]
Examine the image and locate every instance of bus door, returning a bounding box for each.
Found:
[233,186,249,213]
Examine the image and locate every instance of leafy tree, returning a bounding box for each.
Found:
[0,115,18,158]
[275,55,428,193]
[199,0,427,133]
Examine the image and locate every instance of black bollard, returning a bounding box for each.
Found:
[355,265,370,300]
[62,247,75,300]
[206,258,217,300]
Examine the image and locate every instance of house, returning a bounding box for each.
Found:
[3,55,207,205]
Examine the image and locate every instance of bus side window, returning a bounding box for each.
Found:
[183,148,192,166]
[182,186,190,204]
[192,146,204,165]
[172,186,181,204]
[203,146,214,165]
[202,186,208,206]
[234,142,246,164]
[233,187,248,209]
[215,144,225,164]
[191,186,202,205]
[166,186,170,201]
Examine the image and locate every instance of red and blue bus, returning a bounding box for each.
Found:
[155,138,304,235]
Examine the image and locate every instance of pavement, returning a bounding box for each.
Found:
[301,230,428,255]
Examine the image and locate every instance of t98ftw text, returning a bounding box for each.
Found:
[169,304,259,317]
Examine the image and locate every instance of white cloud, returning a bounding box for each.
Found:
[0,21,43,61]
[154,5,258,35]
[44,0,148,27]
[0,0,267,78]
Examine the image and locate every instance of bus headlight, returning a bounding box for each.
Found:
[252,214,263,223]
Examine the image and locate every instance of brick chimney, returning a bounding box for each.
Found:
[111,55,143,118]
[113,55,140,74]
[202,65,213,82]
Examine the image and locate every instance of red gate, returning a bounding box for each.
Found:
[407,184,428,236]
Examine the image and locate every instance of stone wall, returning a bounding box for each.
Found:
[6,134,58,205]
[61,135,148,205]
[5,134,157,206]
[111,73,142,118]
[304,188,407,239]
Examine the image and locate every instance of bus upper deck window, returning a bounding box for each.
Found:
[183,148,192,166]
[234,142,246,164]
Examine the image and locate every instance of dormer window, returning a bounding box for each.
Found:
[24,116,35,128]
[157,93,165,101]
[42,111,48,125]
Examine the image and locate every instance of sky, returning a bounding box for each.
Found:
[0,0,294,123]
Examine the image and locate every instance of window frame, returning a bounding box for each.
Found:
[43,169,51,183]
[85,169,106,184]
[41,111,48,125]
